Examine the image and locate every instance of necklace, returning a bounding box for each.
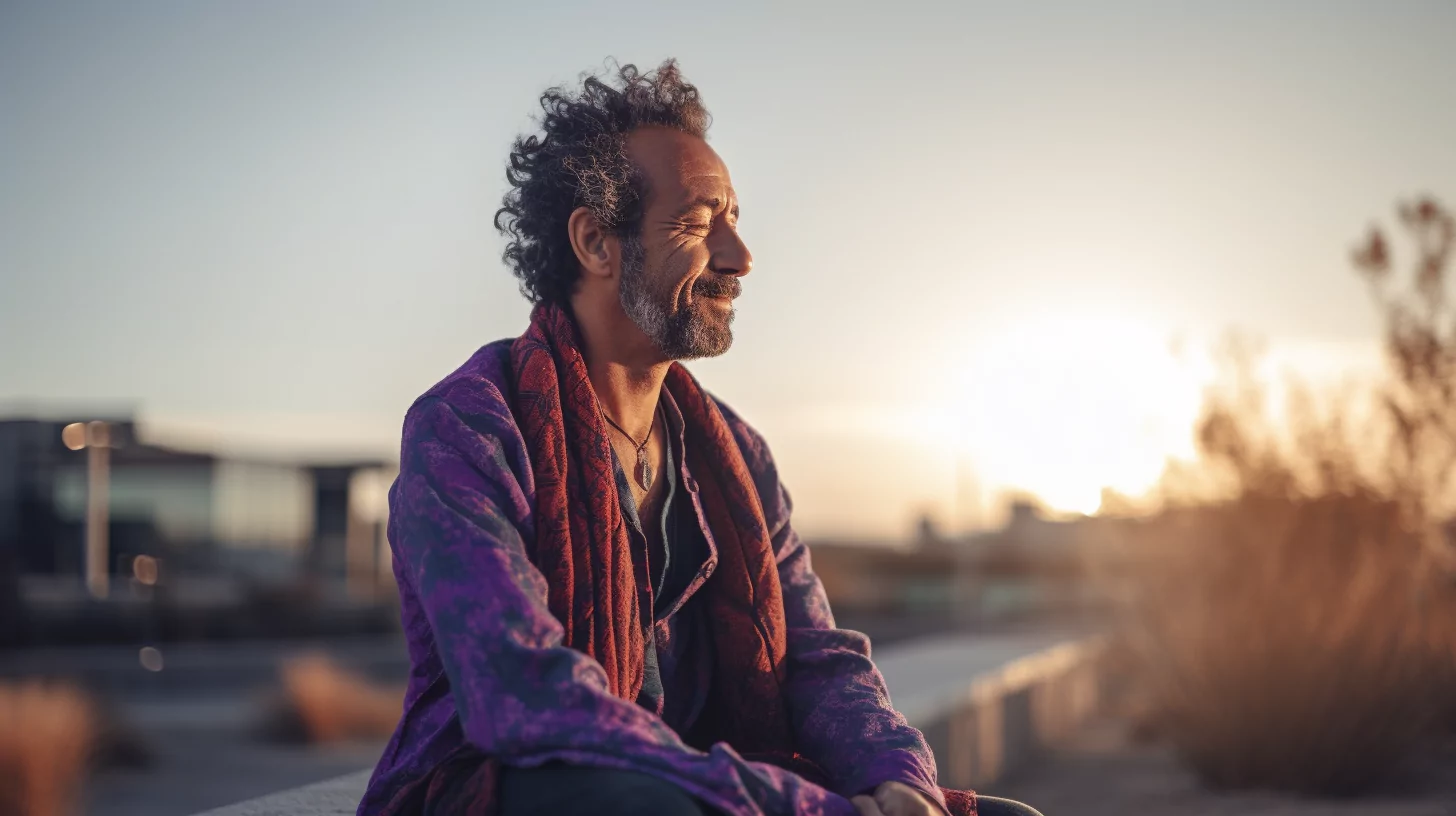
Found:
[602,405,658,491]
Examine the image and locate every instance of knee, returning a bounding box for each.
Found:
[975,795,1045,816]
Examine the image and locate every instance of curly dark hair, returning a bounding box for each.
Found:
[493,59,712,306]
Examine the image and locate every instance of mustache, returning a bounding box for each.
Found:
[692,275,742,299]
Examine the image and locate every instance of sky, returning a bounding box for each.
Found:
[3,1,1454,537]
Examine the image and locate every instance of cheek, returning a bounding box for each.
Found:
[665,253,709,302]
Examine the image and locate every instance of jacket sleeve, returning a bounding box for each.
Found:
[391,394,860,816]
[721,406,946,808]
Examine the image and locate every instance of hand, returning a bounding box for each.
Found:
[850,781,944,816]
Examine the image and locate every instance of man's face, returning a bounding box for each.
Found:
[618,127,753,361]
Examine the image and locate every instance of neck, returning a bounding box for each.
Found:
[569,297,671,438]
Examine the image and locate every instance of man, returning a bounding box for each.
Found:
[359,61,1040,816]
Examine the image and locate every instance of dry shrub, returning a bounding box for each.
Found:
[272,652,404,743]
[0,682,96,816]
[1113,197,1456,795]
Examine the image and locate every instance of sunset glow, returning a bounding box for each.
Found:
[945,315,1210,516]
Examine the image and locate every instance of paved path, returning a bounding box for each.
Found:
[3,636,410,698]
[992,719,1456,815]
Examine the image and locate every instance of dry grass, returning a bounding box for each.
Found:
[0,682,97,816]
[1117,499,1454,794]
[271,652,404,744]
[1104,197,1456,795]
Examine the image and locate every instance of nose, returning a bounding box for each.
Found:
[710,223,753,278]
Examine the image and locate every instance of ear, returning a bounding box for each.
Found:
[567,206,619,282]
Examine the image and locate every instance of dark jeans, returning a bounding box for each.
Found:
[497,764,1043,816]
[498,764,709,816]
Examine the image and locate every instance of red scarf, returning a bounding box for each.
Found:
[422,303,976,815]
[511,302,793,753]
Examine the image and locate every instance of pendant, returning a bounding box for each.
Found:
[637,449,654,491]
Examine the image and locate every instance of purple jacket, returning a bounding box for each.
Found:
[358,340,944,816]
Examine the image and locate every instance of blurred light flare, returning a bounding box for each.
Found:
[61,422,87,451]
[132,554,159,586]
[139,646,164,672]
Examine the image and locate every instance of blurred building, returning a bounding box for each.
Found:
[0,411,396,600]
[809,501,1115,628]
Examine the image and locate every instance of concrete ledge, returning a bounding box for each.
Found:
[909,637,1106,789]
[195,635,1104,815]
[192,769,373,816]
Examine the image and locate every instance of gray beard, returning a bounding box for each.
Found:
[618,235,733,360]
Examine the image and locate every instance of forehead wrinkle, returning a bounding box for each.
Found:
[633,146,736,220]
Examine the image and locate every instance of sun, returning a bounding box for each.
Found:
[944,314,1208,517]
